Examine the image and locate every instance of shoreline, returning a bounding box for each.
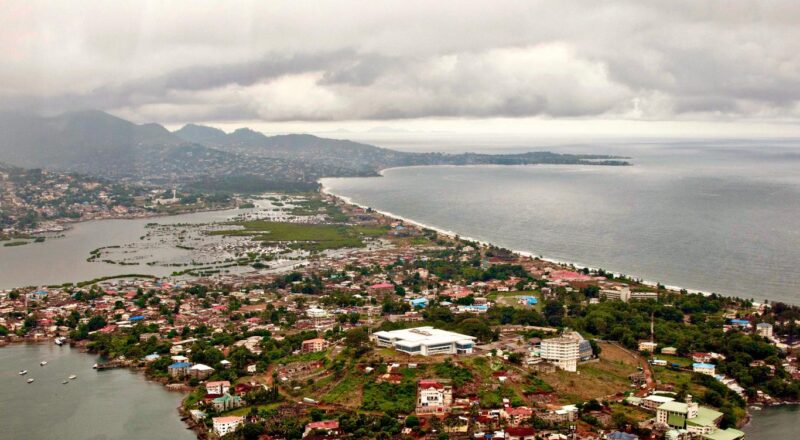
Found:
[320,180,726,302]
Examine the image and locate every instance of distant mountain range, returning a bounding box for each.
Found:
[0,110,629,192]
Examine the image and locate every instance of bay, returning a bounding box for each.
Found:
[322,140,800,305]
[0,343,193,440]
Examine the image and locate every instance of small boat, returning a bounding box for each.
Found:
[69,374,77,380]
[62,380,69,384]
[92,363,98,369]
[19,370,27,376]
[40,361,47,366]
[27,378,34,383]
[54,337,66,346]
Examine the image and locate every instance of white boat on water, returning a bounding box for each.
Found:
[19,370,27,375]
[27,378,34,383]
[69,374,77,380]
[40,361,47,366]
[54,337,66,346]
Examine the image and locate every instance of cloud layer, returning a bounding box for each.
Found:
[2,0,799,125]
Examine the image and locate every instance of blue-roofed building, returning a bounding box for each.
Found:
[521,296,538,306]
[729,319,750,327]
[408,297,428,308]
[144,353,160,362]
[606,432,639,440]
[128,315,145,321]
[168,361,192,378]
[26,290,49,301]
[693,362,716,376]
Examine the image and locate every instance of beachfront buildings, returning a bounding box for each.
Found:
[212,416,244,436]
[371,326,476,356]
[416,379,453,415]
[656,398,745,440]
[540,336,580,372]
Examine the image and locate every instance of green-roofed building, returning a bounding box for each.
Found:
[656,397,744,439]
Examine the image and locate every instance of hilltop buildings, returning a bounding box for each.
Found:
[540,336,580,372]
[372,326,476,356]
[416,379,453,415]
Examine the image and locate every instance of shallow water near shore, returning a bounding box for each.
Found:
[0,343,194,440]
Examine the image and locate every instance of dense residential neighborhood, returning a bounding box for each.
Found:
[1,193,798,440]
[0,162,234,238]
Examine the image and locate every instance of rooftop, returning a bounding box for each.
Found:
[373,326,476,346]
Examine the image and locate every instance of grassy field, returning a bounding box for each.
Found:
[651,353,693,367]
[487,290,542,312]
[321,372,367,407]
[223,402,282,416]
[651,366,708,397]
[210,220,387,251]
[540,343,640,402]
[289,197,349,221]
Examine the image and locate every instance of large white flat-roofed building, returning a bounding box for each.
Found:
[372,326,476,356]
[540,337,580,372]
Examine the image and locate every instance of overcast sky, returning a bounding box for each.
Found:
[2,1,800,137]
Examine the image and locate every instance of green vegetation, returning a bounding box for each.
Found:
[210,220,387,251]
[3,240,28,247]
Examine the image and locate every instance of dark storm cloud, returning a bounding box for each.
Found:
[1,0,799,124]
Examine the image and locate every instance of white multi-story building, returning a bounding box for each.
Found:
[601,287,631,302]
[416,379,453,414]
[372,326,476,356]
[756,322,773,338]
[540,337,580,372]
[205,380,230,395]
[212,416,244,436]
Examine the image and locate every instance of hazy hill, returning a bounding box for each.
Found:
[0,111,629,191]
[0,110,183,170]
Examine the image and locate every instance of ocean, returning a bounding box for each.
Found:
[321,138,800,305]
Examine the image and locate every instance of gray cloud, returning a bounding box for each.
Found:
[1,0,799,125]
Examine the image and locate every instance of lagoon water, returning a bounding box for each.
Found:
[0,343,193,440]
[0,204,260,290]
[322,140,800,305]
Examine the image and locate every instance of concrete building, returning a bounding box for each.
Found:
[540,337,580,372]
[189,363,214,379]
[301,338,328,353]
[639,341,658,352]
[416,379,453,415]
[601,287,631,302]
[693,362,716,376]
[756,322,773,338]
[656,397,744,439]
[303,420,340,437]
[205,380,230,395]
[212,416,243,436]
[563,331,593,360]
[372,326,476,356]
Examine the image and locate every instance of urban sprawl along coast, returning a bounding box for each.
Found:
[1,192,798,440]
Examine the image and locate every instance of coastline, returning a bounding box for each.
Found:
[320,178,722,302]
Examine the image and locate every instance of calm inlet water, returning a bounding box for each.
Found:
[0,343,193,440]
[0,203,264,290]
[323,141,800,304]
